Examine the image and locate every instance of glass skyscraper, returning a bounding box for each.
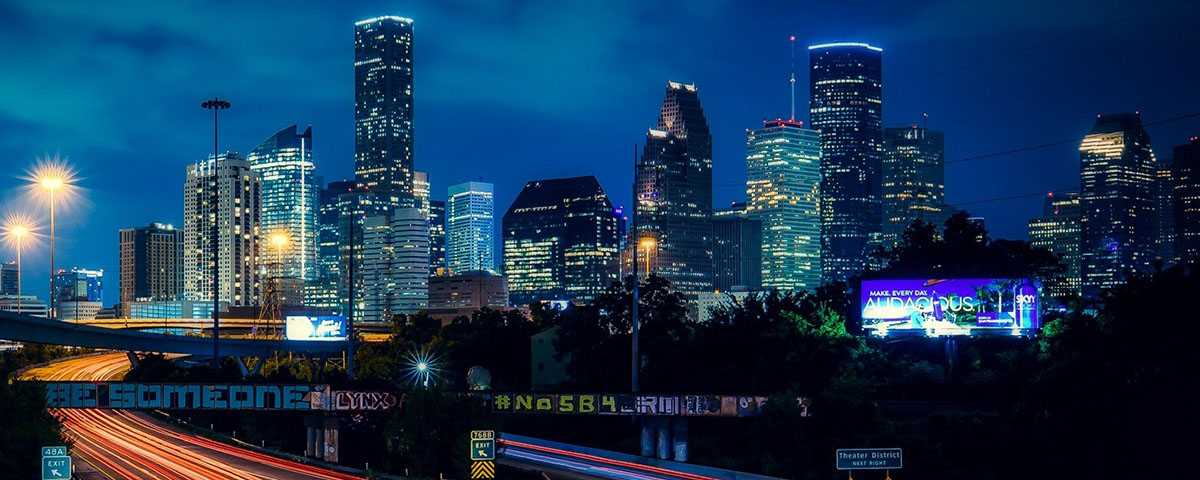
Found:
[502,176,620,306]
[1028,192,1081,300]
[247,125,319,286]
[447,182,494,274]
[1173,137,1200,264]
[354,16,416,206]
[362,208,429,322]
[745,119,821,291]
[881,126,945,247]
[1079,113,1156,297]
[636,81,713,296]
[809,42,883,283]
[53,268,103,304]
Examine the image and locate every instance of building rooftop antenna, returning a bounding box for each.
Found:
[789,35,797,122]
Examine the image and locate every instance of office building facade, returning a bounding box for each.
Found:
[247,125,319,285]
[712,204,762,292]
[447,181,494,274]
[809,42,884,283]
[1028,192,1082,299]
[119,223,183,315]
[1079,113,1156,297]
[745,119,821,291]
[1173,138,1200,264]
[355,16,416,205]
[1,262,16,295]
[635,82,714,296]
[429,199,446,275]
[882,126,945,247]
[362,208,429,323]
[502,176,620,306]
[183,153,262,306]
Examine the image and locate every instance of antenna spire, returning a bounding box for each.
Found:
[789,35,797,122]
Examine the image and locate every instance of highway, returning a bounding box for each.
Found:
[498,434,782,480]
[23,352,365,480]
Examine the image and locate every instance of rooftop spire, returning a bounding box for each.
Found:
[789,35,796,122]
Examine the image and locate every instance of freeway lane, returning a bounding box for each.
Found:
[24,352,364,480]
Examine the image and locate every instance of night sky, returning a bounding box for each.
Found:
[1,0,1197,306]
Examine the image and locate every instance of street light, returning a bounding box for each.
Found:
[4,220,33,314]
[201,97,230,367]
[32,164,71,320]
[270,232,288,304]
[639,238,656,277]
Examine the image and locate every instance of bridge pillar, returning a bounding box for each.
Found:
[639,419,654,457]
[304,415,322,459]
[672,417,688,462]
[322,415,340,463]
[655,418,670,460]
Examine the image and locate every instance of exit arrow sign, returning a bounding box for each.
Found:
[470,430,496,461]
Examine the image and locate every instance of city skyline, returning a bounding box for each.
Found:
[1,2,1198,304]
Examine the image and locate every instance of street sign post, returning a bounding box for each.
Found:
[470,430,496,461]
[41,446,71,480]
[836,448,902,470]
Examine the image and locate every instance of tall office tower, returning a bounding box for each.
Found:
[809,42,883,283]
[335,189,398,322]
[119,223,183,315]
[1173,137,1200,264]
[502,176,620,306]
[635,81,714,296]
[1,261,16,295]
[447,182,494,274]
[882,126,945,247]
[1028,192,1082,299]
[361,208,429,323]
[355,16,416,207]
[712,204,762,292]
[1079,113,1157,297]
[745,119,822,291]
[414,171,430,214]
[247,125,319,289]
[307,180,355,311]
[183,153,262,306]
[429,199,446,274]
[1154,156,1175,265]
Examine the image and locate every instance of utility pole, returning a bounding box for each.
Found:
[201,98,230,367]
[631,143,640,394]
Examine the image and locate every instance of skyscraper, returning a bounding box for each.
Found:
[636,81,713,296]
[54,268,103,321]
[882,126,945,248]
[355,16,416,206]
[745,119,821,291]
[335,189,398,322]
[119,223,183,314]
[1173,137,1200,264]
[447,181,494,274]
[247,125,319,287]
[502,176,620,306]
[183,153,261,306]
[429,199,446,275]
[712,204,762,292]
[1,261,17,296]
[1028,192,1081,299]
[1154,156,1175,265]
[362,208,429,322]
[414,171,430,214]
[1079,113,1156,297]
[809,42,883,283]
[307,179,355,312]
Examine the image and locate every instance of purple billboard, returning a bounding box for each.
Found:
[861,278,1040,337]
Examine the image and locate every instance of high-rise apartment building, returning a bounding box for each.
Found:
[745,119,821,291]
[809,42,883,283]
[636,82,714,296]
[247,125,318,286]
[1173,137,1200,264]
[429,199,446,274]
[447,182,494,274]
[362,208,429,323]
[882,126,945,247]
[119,223,183,315]
[354,16,416,206]
[1028,192,1081,299]
[502,176,619,306]
[1079,113,1156,297]
[183,153,261,306]
[712,204,762,292]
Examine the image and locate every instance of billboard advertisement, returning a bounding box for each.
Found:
[861,278,1040,337]
[284,315,347,341]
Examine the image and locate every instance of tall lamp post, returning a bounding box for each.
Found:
[202,97,230,366]
[6,223,30,313]
[35,175,64,319]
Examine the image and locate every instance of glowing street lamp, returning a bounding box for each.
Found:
[4,220,33,313]
[404,349,439,388]
[32,163,72,320]
[639,238,656,277]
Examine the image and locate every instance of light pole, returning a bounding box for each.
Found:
[36,175,63,319]
[6,223,30,313]
[202,97,230,367]
[640,238,656,277]
[271,232,288,303]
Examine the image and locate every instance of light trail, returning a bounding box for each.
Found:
[28,352,366,480]
[500,438,721,480]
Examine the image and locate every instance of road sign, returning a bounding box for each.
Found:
[42,455,71,480]
[471,460,496,479]
[41,446,67,458]
[470,430,495,461]
[836,448,902,470]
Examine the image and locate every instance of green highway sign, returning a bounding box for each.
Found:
[836,448,902,470]
[470,430,496,461]
[41,446,71,480]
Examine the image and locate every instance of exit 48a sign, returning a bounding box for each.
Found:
[470,430,495,461]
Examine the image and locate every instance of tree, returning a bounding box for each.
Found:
[0,382,67,478]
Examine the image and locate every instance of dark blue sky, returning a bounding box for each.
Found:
[1,0,1198,306]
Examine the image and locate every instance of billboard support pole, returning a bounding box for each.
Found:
[944,337,957,386]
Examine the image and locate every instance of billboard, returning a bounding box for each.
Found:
[861,278,1040,337]
[285,315,347,341]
